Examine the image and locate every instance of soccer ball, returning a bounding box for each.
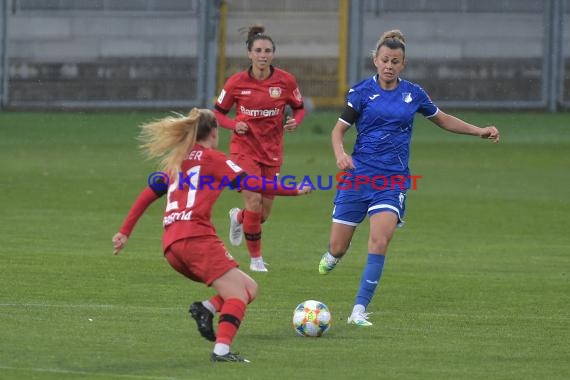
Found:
[292,300,331,337]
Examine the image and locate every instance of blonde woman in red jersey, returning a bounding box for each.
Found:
[214,25,306,272]
[112,109,310,363]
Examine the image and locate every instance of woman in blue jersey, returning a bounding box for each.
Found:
[318,29,500,326]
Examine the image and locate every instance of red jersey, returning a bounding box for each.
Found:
[215,66,304,166]
[162,144,244,251]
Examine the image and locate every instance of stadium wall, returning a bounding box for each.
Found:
[2,0,570,109]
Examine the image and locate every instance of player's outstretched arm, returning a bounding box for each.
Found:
[112,186,164,255]
[296,186,312,195]
[478,125,500,142]
[112,232,128,255]
[430,111,500,143]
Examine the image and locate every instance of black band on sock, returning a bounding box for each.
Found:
[219,314,241,328]
[244,232,261,241]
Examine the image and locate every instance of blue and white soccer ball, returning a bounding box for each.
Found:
[292,300,331,337]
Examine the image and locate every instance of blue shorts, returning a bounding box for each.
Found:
[332,187,407,227]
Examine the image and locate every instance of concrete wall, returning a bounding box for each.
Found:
[358,11,548,102]
[362,12,545,60]
[8,13,199,61]
[6,11,200,103]
[4,0,570,106]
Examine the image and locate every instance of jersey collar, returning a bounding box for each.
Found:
[374,74,401,91]
[248,65,275,80]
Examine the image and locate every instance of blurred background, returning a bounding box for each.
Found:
[1,0,569,112]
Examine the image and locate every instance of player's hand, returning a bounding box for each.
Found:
[480,126,500,143]
[296,185,313,195]
[112,232,128,255]
[284,116,298,132]
[336,153,355,170]
[235,121,249,135]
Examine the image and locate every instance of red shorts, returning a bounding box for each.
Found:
[231,153,281,200]
[164,236,238,286]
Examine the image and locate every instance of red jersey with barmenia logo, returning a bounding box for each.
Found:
[162,144,244,251]
[215,66,304,166]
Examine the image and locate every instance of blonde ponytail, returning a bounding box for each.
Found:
[138,108,202,176]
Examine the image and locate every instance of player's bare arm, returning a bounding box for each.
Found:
[430,111,500,143]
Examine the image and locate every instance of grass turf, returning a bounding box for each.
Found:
[0,110,568,379]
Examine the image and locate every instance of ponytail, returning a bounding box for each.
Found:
[139,108,216,176]
[244,24,275,52]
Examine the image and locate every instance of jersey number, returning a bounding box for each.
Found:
[165,165,201,212]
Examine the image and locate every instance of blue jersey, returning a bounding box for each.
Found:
[343,75,438,177]
[332,76,438,225]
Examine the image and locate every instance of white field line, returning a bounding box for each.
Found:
[0,303,179,311]
[0,365,177,380]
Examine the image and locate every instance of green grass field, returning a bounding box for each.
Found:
[0,110,569,379]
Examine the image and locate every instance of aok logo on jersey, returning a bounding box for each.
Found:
[269,87,282,98]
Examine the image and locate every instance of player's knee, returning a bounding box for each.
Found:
[244,193,263,211]
[245,280,258,303]
[368,234,391,252]
[243,276,258,304]
[261,204,273,223]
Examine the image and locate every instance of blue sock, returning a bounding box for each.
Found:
[354,253,385,308]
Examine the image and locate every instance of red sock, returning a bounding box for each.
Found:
[243,210,262,259]
[216,298,246,345]
[209,295,224,312]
